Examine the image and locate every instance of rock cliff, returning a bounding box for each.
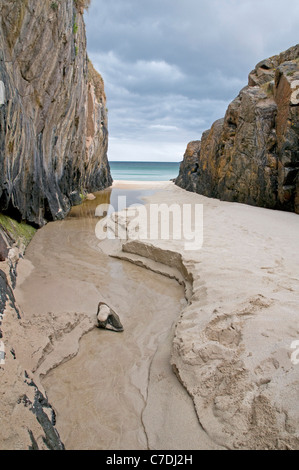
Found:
[0,0,111,450]
[0,0,112,227]
[0,261,66,450]
[176,44,299,214]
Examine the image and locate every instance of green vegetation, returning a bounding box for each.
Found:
[73,20,78,34]
[0,214,36,248]
[51,2,59,10]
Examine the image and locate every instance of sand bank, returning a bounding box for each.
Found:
[118,183,299,450]
[2,180,299,450]
[12,181,220,450]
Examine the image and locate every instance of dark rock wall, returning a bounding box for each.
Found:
[176,44,299,214]
[0,0,111,227]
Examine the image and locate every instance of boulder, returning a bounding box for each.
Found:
[69,191,83,207]
[96,302,124,333]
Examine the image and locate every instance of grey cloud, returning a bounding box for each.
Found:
[85,0,299,161]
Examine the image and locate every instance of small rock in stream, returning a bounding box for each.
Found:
[96,302,124,333]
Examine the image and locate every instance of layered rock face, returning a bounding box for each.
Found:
[0,1,111,449]
[176,44,299,214]
[0,0,111,227]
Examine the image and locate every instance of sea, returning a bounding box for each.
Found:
[109,161,181,181]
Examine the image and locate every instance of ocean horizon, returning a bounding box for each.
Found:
[109,161,181,181]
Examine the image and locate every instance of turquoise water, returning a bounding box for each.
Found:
[109,161,180,181]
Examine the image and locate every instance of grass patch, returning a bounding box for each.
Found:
[51,2,59,10]
[73,20,78,34]
[0,214,36,248]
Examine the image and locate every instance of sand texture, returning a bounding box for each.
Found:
[100,181,299,450]
[1,181,298,450]
[12,184,219,450]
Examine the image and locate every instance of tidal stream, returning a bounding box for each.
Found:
[16,184,212,450]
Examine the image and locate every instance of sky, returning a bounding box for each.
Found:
[84,0,299,162]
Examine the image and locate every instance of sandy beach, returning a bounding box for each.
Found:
[139,182,299,449]
[4,180,299,450]
[11,181,219,450]
[1,0,299,453]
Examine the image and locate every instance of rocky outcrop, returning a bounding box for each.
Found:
[0,233,8,262]
[0,211,64,450]
[176,44,299,214]
[0,266,65,450]
[85,60,111,192]
[0,0,112,227]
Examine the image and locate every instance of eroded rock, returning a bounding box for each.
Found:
[0,232,8,261]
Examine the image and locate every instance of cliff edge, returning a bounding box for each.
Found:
[176,44,299,214]
[0,0,112,227]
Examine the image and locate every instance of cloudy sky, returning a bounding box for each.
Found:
[84,0,299,162]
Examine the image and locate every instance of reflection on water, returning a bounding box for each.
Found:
[68,188,155,220]
[68,188,112,220]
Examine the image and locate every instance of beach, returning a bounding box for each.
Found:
[1,0,298,453]
[10,180,299,449]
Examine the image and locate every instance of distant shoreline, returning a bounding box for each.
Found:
[109,161,180,182]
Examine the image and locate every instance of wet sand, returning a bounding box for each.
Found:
[94,181,299,449]
[15,183,217,450]
[8,178,299,450]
